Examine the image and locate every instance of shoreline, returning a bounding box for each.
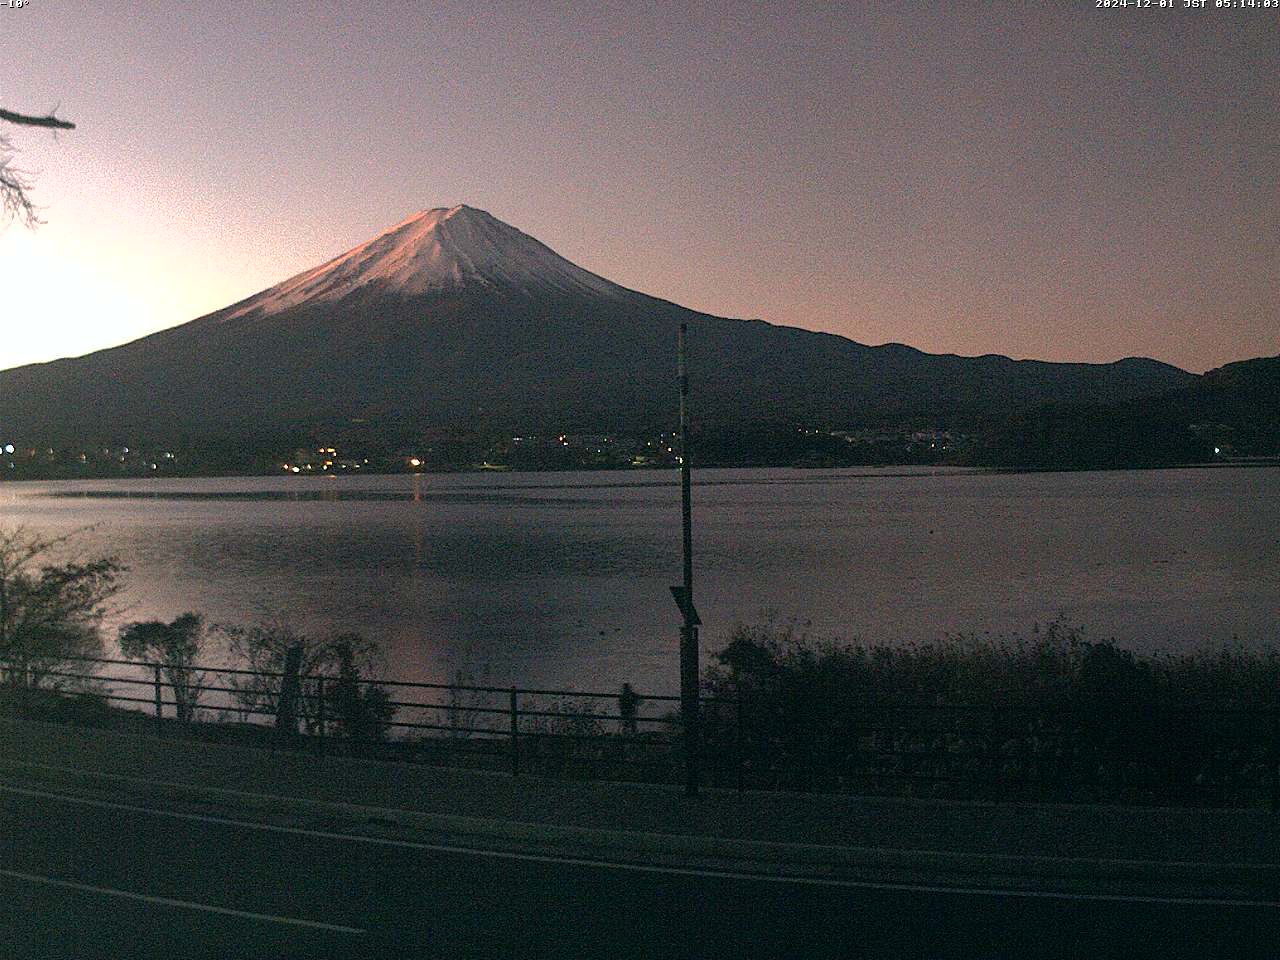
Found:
[2,458,1277,487]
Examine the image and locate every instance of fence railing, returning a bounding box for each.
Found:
[2,655,1277,807]
[725,697,1280,809]
[0,654,743,787]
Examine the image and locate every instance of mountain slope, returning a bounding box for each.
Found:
[972,354,1280,469]
[0,205,1195,444]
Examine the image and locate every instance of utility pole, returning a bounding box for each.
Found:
[671,321,701,797]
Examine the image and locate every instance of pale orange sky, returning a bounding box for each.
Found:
[2,2,1276,373]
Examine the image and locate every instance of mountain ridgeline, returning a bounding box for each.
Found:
[974,354,1280,470]
[1,205,1198,453]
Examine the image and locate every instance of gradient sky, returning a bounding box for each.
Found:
[2,1,1276,373]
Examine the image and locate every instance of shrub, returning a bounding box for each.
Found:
[216,623,393,734]
[703,617,1279,800]
[324,635,396,742]
[0,527,123,690]
[119,613,208,722]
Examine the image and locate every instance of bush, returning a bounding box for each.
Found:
[324,635,396,743]
[703,617,1280,801]
[0,527,123,690]
[216,623,395,737]
[119,613,208,722]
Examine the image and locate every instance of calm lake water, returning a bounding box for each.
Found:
[1,466,1276,694]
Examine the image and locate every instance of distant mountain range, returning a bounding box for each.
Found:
[974,354,1280,469]
[0,205,1202,446]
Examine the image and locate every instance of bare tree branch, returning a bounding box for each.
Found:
[0,137,39,227]
[0,106,76,228]
[0,108,75,130]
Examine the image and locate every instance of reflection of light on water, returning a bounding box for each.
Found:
[411,473,426,566]
[2,468,1277,693]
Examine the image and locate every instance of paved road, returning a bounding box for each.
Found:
[0,783,1275,959]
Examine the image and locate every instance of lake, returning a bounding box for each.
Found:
[1,466,1276,695]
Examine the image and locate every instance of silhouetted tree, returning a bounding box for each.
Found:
[119,613,208,722]
[327,634,395,743]
[218,623,392,734]
[1,106,75,227]
[0,527,122,689]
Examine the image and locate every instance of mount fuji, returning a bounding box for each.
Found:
[0,205,1193,444]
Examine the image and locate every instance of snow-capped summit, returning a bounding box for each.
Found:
[224,204,626,320]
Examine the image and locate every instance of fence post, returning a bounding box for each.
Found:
[990,705,1003,803]
[1271,707,1279,814]
[510,687,520,778]
[735,691,745,793]
[20,662,31,719]
[316,678,327,754]
[806,709,818,793]
[275,644,304,739]
[1018,708,1032,801]
[152,663,164,737]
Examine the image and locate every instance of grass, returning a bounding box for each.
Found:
[700,617,1280,803]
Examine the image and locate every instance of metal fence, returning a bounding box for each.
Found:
[2,655,1277,807]
[0,655,743,787]
[726,698,1280,808]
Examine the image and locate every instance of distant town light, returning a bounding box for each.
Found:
[3,444,13,455]
[409,458,422,467]
[1214,446,1222,455]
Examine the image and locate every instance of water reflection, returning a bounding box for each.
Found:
[1,466,1276,694]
